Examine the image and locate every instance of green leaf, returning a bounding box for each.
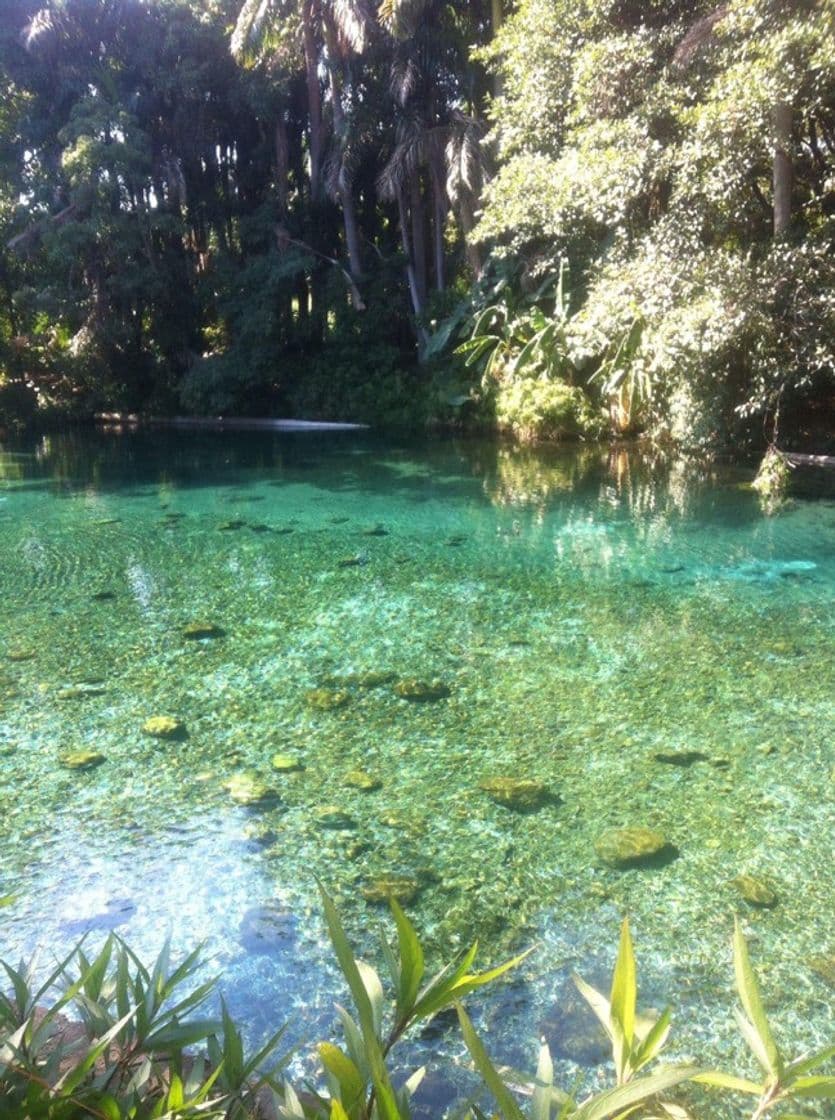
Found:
[610,918,636,1049]
[787,1045,835,1078]
[456,1003,527,1120]
[573,974,614,1042]
[691,1070,762,1096]
[733,1007,775,1076]
[356,960,384,1041]
[390,899,424,1018]
[572,1065,700,1120]
[531,1041,555,1120]
[319,1042,366,1114]
[790,1076,835,1098]
[732,919,782,1078]
[632,1007,672,1070]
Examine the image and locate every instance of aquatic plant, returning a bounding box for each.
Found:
[1,905,833,1120]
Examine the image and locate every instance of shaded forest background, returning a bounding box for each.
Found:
[0,0,834,450]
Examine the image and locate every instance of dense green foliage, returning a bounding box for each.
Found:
[0,0,833,447]
[2,895,834,1119]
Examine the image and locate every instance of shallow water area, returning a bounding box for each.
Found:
[0,430,833,1110]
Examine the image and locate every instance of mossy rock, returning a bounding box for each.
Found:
[305,688,350,711]
[652,750,708,766]
[594,827,669,868]
[6,649,35,662]
[218,519,246,531]
[183,621,225,640]
[732,874,777,908]
[60,750,106,771]
[91,590,117,601]
[313,805,356,830]
[479,777,548,811]
[344,769,382,792]
[57,683,107,700]
[142,716,187,740]
[243,821,279,847]
[271,753,303,773]
[223,771,279,807]
[361,875,421,904]
[393,678,451,702]
[807,952,835,988]
[363,524,389,537]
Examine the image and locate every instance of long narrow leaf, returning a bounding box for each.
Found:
[456,1003,527,1120]
[732,920,782,1078]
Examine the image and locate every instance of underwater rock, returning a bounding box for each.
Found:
[218,519,246,531]
[57,683,107,700]
[91,590,117,601]
[357,670,397,688]
[223,771,279,807]
[142,716,186,740]
[393,678,451,702]
[363,524,389,537]
[60,750,106,770]
[807,953,835,988]
[243,821,278,847]
[314,805,356,830]
[361,875,421,904]
[337,555,366,568]
[271,753,303,772]
[344,769,382,792]
[182,621,224,640]
[594,827,669,868]
[305,688,350,711]
[6,649,35,662]
[652,750,709,766]
[249,523,271,533]
[479,777,548,811]
[239,901,296,954]
[732,874,777,907]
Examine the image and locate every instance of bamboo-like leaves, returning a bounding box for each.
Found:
[732,918,782,1079]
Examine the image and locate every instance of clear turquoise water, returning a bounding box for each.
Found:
[0,430,833,1106]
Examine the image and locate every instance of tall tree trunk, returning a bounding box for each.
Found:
[429,159,446,292]
[491,0,503,99]
[397,184,428,342]
[410,170,427,304]
[274,111,289,217]
[458,194,483,278]
[302,0,323,200]
[773,101,792,235]
[323,13,363,283]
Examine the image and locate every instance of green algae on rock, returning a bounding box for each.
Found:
[393,678,451,702]
[807,952,835,988]
[6,649,35,662]
[223,771,279,807]
[142,716,187,740]
[314,805,356,830]
[305,688,350,711]
[271,753,303,773]
[732,874,778,907]
[60,750,106,770]
[183,621,225,640]
[594,827,669,868]
[479,777,548,811]
[361,874,421,904]
[344,769,382,792]
[57,683,107,700]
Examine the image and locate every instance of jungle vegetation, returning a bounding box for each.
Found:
[0,0,833,450]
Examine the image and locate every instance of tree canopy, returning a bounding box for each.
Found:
[0,0,833,449]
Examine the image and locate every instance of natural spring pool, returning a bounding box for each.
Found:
[0,430,832,1108]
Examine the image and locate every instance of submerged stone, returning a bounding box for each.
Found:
[479,777,548,811]
[305,688,350,711]
[595,827,669,868]
[60,750,106,770]
[807,953,835,988]
[6,649,35,662]
[393,678,451,702]
[58,683,107,700]
[271,753,303,773]
[732,874,777,907]
[361,875,421,904]
[363,524,389,537]
[91,590,117,601]
[142,716,186,740]
[357,670,397,688]
[337,555,365,568]
[183,621,224,640]
[653,750,708,766]
[218,519,246,531]
[344,769,382,792]
[314,805,356,830]
[223,771,279,807]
